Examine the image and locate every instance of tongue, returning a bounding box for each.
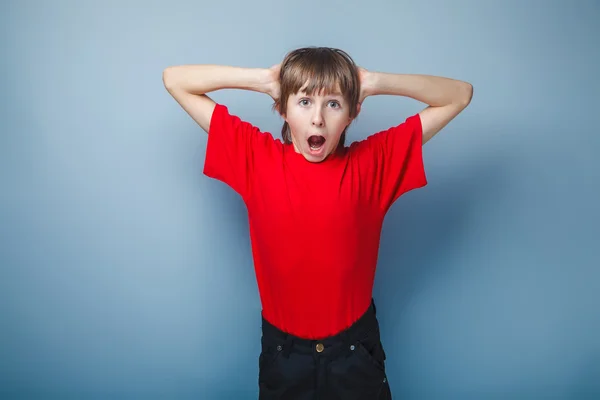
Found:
[309,136,325,147]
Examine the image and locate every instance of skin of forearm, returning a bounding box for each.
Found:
[363,71,473,106]
[163,65,272,96]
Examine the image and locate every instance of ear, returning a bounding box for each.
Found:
[273,103,287,121]
[349,103,362,124]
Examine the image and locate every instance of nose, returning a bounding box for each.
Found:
[311,109,324,127]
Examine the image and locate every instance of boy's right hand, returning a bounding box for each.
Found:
[266,63,281,102]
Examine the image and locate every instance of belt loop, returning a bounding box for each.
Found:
[339,328,354,358]
[282,335,293,358]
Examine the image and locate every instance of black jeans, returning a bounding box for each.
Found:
[258,299,392,400]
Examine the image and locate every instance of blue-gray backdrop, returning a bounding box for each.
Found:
[2,0,599,398]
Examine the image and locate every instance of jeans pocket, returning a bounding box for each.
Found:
[258,337,282,373]
[327,337,389,399]
[258,341,315,399]
[354,339,386,373]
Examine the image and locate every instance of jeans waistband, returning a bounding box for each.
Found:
[260,299,380,358]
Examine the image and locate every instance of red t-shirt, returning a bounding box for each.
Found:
[203,104,427,339]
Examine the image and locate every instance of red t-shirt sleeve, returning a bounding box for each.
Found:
[203,104,271,201]
[352,113,427,212]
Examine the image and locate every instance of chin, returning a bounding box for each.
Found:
[302,149,330,163]
[303,154,326,163]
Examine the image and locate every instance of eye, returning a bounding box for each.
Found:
[328,101,341,108]
[299,99,310,106]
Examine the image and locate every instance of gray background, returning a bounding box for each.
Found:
[2,0,599,398]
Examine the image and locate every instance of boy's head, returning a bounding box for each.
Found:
[273,47,361,163]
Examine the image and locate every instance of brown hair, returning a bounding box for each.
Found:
[273,47,361,148]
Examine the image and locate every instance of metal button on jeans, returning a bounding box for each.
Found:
[315,343,324,353]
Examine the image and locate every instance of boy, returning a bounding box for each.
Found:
[163,47,472,399]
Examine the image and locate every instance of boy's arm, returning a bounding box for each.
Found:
[360,69,473,145]
[162,64,279,133]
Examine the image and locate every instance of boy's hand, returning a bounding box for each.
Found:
[357,66,371,104]
[266,63,281,101]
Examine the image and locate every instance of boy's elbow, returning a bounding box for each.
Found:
[163,66,185,92]
[162,67,176,90]
[460,82,473,106]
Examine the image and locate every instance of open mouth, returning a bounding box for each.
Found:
[308,135,326,153]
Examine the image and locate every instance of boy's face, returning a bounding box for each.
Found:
[284,83,356,163]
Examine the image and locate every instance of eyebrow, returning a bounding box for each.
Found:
[298,91,343,97]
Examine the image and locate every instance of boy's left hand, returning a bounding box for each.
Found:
[357,67,371,104]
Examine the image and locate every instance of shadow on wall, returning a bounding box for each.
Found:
[373,140,512,369]
[569,354,600,399]
[375,142,510,313]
